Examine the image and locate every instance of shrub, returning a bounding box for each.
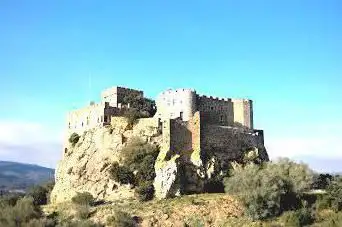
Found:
[108,138,159,200]
[183,215,205,227]
[0,193,23,207]
[69,133,80,146]
[58,219,103,227]
[325,177,342,212]
[124,109,142,128]
[281,207,315,227]
[315,211,342,227]
[315,194,331,210]
[74,204,90,219]
[27,185,49,205]
[223,158,314,220]
[109,162,135,185]
[0,196,41,226]
[135,182,155,202]
[106,210,135,227]
[312,173,333,189]
[122,93,156,117]
[120,137,159,169]
[71,192,94,206]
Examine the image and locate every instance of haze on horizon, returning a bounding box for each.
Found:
[0,0,341,172]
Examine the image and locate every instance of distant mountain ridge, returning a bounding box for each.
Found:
[0,161,54,191]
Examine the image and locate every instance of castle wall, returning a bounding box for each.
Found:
[101,86,143,107]
[155,89,196,121]
[197,95,234,126]
[67,103,105,134]
[201,124,264,161]
[67,102,123,136]
[232,99,253,129]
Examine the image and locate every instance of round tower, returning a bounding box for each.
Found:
[155,88,197,121]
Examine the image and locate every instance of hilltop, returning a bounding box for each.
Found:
[0,161,54,191]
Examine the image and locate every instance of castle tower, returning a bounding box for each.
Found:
[155,88,197,121]
[232,99,253,129]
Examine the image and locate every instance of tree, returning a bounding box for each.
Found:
[69,133,80,146]
[27,185,49,206]
[224,158,314,220]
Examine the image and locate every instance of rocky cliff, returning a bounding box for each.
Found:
[51,116,268,203]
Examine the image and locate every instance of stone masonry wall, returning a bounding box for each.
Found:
[201,124,266,161]
[197,95,234,126]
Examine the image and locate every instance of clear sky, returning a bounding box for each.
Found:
[0,0,341,171]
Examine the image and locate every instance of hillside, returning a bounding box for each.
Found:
[0,161,54,191]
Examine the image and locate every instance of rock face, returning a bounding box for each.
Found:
[51,117,162,203]
[51,115,268,203]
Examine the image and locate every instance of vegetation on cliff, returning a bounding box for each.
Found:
[109,137,160,201]
[122,93,157,127]
[2,166,342,226]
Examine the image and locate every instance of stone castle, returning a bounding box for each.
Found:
[66,86,266,164]
[68,86,255,133]
[53,86,268,202]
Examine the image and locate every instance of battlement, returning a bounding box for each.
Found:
[67,86,255,135]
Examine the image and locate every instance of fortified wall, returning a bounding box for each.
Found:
[155,89,253,129]
[163,111,266,166]
[67,86,265,162]
[67,86,144,135]
[57,85,268,201]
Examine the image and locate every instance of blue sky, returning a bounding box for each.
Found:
[0,0,341,171]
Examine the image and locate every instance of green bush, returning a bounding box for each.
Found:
[74,204,91,219]
[122,93,156,117]
[71,192,94,206]
[109,162,135,185]
[312,173,333,189]
[281,207,315,227]
[325,177,342,212]
[223,158,314,220]
[124,109,142,128]
[120,137,159,170]
[0,193,23,207]
[108,138,159,200]
[106,210,135,227]
[0,196,41,226]
[135,182,155,202]
[315,194,331,210]
[69,133,80,146]
[121,138,159,200]
[58,219,103,227]
[27,185,49,205]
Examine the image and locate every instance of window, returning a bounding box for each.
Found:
[180,112,183,120]
[104,115,108,123]
[101,116,103,122]
[68,122,71,129]
[220,115,223,122]
[211,106,214,110]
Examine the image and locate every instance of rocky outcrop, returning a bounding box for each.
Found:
[50,117,162,203]
[51,116,269,203]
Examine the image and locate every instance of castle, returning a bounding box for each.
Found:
[67,86,144,133]
[67,86,254,133]
[57,86,267,201]
[67,86,266,162]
